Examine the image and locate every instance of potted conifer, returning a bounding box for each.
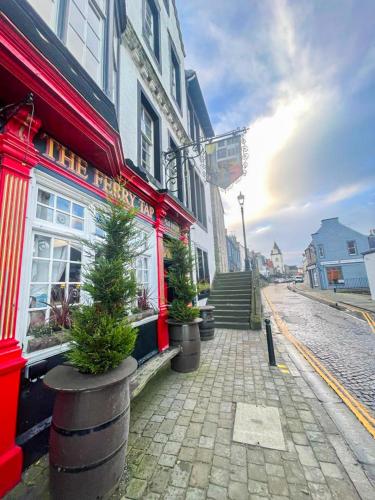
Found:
[44,198,141,500]
[167,239,202,372]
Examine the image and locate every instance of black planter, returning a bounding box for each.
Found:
[199,306,215,341]
[167,318,202,373]
[44,357,137,500]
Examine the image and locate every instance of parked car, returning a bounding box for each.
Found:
[294,275,304,283]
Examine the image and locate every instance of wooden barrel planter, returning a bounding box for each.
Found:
[167,318,202,373]
[44,357,137,500]
[199,306,215,341]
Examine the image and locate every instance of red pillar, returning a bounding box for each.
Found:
[155,207,169,352]
[0,108,40,496]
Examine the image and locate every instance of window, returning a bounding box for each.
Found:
[196,248,210,283]
[189,168,207,228]
[170,44,181,107]
[326,266,343,285]
[168,138,184,202]
[66,0,107,86]
[317,244,325,258]
[347,240,357,255]
[136,256,150,292]
[36,188,85,231]
[143,0,160,62]
[27,0,60,32]
[28,234,82,335]
[139,91,161,181]
[141,106,154,174]
[163,0,169,14]
[112,7,121,109]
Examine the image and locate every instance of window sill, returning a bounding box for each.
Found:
[23,313,159,364]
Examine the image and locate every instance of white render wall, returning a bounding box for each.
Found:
[364,251,375,300]
[117,0,216,291]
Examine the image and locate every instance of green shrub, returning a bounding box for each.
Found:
[167,239,199,323]
[67,199,142,374]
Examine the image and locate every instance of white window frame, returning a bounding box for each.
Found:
[18,172,98,361]
[144,0,154,48]
[141,105,154,175]
[66,0,107,87]
[27,0,60,33]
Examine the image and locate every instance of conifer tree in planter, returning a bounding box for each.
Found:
[44,198,142,500]
[167,239,202,373]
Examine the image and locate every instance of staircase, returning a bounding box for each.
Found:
[208,271,252,330]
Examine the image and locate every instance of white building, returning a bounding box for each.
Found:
[120,1,216,296]
[271,242,284,274]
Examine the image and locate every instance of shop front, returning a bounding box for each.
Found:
[0,10,194,495]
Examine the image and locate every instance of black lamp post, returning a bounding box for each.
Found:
[238,192,250,271]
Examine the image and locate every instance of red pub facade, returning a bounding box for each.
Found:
[0,3,195,495]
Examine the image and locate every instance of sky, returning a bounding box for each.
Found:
[175,0,375,265]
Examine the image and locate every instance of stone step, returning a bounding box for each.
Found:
[210,291,251,297]
[216,272,252,277]
[215,321,250,330]
[208,304,250,311]
[215,314,250,322]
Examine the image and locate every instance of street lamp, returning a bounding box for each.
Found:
[237,192,250,271]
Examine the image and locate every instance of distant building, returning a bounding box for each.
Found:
[271,242,284,275]
[284,264,298,277]
[305,218,370,290]
[226,234,242,272]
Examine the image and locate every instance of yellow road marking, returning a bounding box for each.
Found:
[263,290,375,439]
[278,364,287,368]
[280,369,289,374]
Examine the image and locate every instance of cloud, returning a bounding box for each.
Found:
[254,225,271,234]
[176,0,375,261]
[322,181,373,205]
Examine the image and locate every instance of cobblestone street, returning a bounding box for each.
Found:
[263,285,375,416]
[8,327,375,500]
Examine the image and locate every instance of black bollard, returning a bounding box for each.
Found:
[265,318,277,366]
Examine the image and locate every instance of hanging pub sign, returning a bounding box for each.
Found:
[34,133,155,219]
[205,134,244,189]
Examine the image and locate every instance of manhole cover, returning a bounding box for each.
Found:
[233,403,286,450]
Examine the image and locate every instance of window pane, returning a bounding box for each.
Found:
[73,203,84,217]
[56,211,70,226]
[72,217,84,231]
[31,260,50,282]
[70,245,82,262]
[52,261,67,282]
[69,284,81,304]
[38,189,55,207]
[33,235,51,258]
[57,196,71,212]
[53,239,69,260]
[29,285,49,308]
[69,263,82,282]
[28,310,47,333]
[51,284,65,304]
[36,205,54,222]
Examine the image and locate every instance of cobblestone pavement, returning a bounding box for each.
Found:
[7,328,374,499]
[264,285,375,416]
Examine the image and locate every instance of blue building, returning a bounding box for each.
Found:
[226,234,242,272]
[305,218,370,290]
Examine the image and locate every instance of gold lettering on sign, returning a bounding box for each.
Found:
[76,157,89,180]
[40,135,155,218]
